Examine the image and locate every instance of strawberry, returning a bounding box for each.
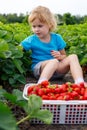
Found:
[83,88,87,100]
[38,88,45,96]
[40,80,49,87]
[27,85,35,94]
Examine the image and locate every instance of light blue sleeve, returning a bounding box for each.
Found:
[56,34,66,50]
[21,36,32,51]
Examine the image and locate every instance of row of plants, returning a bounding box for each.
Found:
[0,22,87,87]
[56,23,87,66]
[0,22,32,87]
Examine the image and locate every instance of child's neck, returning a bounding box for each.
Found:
[39,34,51,43]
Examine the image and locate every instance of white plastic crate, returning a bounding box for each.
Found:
[23,83,87,124]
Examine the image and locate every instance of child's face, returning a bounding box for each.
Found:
[31,18,50,39]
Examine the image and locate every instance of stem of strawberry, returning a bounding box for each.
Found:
[16,115,30,125]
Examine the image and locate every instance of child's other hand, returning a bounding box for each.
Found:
[51,50,61,60]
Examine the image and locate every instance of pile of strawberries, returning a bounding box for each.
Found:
[27,81,87,100]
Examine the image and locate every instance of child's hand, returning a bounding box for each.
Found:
[51,50,61,60]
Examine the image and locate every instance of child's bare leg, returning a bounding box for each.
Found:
[38,54,85,84]
[38,59,59,83]
[68,54,84,83]
[56,54,84,83]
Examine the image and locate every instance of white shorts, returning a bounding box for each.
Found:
[33,61,65,79]
[33,62,43,79]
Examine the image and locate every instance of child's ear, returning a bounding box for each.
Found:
[49,24,53,32]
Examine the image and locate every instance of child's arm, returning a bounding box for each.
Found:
[51,49,67,60]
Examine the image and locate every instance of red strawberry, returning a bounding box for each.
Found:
[40,80,49,87]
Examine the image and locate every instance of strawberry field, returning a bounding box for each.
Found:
[0,22,87,86]
[0,22,87,130]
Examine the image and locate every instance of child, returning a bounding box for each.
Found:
[21,6,86,85]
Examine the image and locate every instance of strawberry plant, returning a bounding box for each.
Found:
[0,22,32,87]
[0,88,53,130]
[56,23,87,66]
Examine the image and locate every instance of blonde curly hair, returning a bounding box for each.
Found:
[28,6,57,32]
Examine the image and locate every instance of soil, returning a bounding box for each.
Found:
[14,72,87,130]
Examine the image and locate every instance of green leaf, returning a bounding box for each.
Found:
[12,74,26,84]
[31,109,53,124]
[0,30,7,38]
[0,102,18,130]
[0,39,11,58]
[3,31,13,42]
[0,89,6,102]
[9,74,26,85]
[2,59,15,74]
[4,92,17,103]
[0,39,9,51]
[27,95,42,114]
[17,75,26,84]
[3,51,12,58]
[3,66,14,74]
[13,59,24,73]
[27,95,53,124]
[9,44,23,59]
[14,33,27,43]
[13,74,23,81]
[9,78,16,85]
[12,89,27,109]
[80,54,87,65]
[4,90,27,109]
[12,89,24,101]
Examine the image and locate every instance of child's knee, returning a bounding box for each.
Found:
[49,59,59,67]
[50,59,59,63]
[68,54,78,60]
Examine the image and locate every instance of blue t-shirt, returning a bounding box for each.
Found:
[21,33,66,70]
